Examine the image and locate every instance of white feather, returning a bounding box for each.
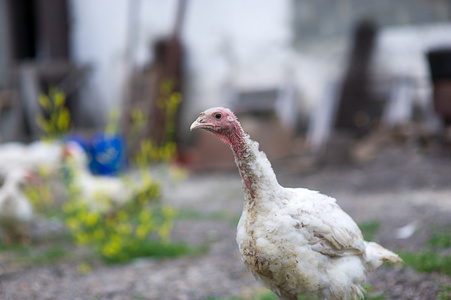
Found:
[0,169,34,243]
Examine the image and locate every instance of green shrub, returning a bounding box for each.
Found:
[36,88,71,139]
[61,167,183,263]
[31,85,187,264]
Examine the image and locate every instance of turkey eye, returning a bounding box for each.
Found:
[215,113,222,120]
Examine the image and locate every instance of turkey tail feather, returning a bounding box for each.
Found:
[364,241,403,271]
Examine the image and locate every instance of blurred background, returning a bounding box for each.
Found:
[0,0,451,164]
[1,1,451,299]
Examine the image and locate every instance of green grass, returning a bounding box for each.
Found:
[1,236,208,267]
[203,286,385,300]
[362,284,386,300]
[102,241,188,264]
[399,227,451,276]
[399,250,451,276]
[428,227,451,249]
[178,209,232,221]
[358,220,381,241]
[30,245,67,264]
[438,283,451,300]
[0,244,67,265]
[102,240,209,264]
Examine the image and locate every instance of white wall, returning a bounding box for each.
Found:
[68,0,293,128]
[69,0,129,126]
[69,1,451,135]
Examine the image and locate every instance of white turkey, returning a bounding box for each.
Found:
[0,168,34,244]
[63,141,144,212]
[190,107,402,300]
[0,140,63,176]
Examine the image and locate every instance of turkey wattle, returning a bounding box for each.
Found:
[190,107,402,300]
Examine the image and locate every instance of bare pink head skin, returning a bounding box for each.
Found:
[191,107,254,198]
[190,107,247,159]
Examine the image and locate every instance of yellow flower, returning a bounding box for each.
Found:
[118,223,132,235]
[54,92,66,107]
[40,186,52,204]
[105,217,116,228]
[150,186,160,198]
[142,140,153,155]
[157,222,172,243]
[116,210,128,222]
[169,92,182,107]
[105,108,120,136]
[131,108,145,125]
[77,262,92,274]
[38,94,52,111]
[37,165,50,177]
[76,211,85,221]
[162,206,177,219]
[75,233,89,245]
[42,119,54,134]
[58,107,71,131]
[110,234,121,246]
[62,202,74,213]
[139,210,152,222]
[66,217,80,230]
[84,212,99,227]
[170,165,188,183]
[94,229,104,241]
[24,187,39,204]
[136,225,149,239]
[102,243,119,258]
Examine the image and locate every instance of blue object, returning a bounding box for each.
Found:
[65,135,89,152]
[89,134,126,176]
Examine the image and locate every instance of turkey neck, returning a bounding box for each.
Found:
[226,127,282,203]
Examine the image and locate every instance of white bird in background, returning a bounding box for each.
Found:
[0,168,34,244]
[191,107,402,300]
[395,221,418,240]
[63,141,137,211]
[0,140,63,176]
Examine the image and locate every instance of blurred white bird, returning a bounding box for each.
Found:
[0,168,34,244]
[0,140,63,176]
[395,221,418,239]
[63,141,137,211]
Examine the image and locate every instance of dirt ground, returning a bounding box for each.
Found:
[1,143,451,300]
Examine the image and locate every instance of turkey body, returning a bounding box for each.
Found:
[235,138,371,300]
[191,107,402,300]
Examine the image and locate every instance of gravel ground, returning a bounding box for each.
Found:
[1,146,451,300]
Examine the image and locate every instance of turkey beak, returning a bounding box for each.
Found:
[190,115,206,131]
[190,120,200,131]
